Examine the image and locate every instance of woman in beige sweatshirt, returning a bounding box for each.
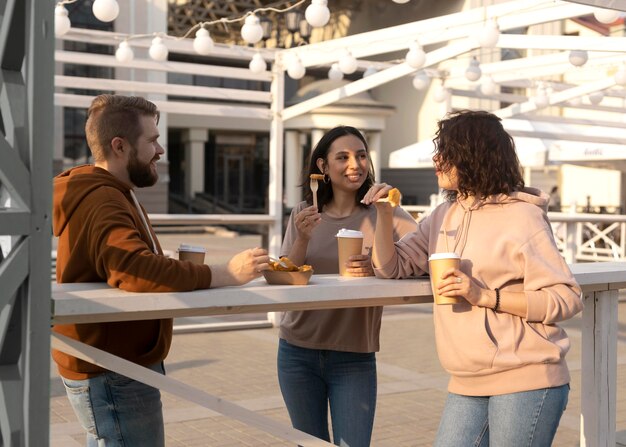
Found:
[364,110,583,446]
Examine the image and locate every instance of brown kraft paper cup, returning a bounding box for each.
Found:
[336,229,364,276]
[178,244,206,265]
[428,253,463,304]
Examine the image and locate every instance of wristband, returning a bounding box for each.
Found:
[493,287,500,312]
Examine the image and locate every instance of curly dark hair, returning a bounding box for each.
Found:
[433,110,524,201]
[302,126,375,212]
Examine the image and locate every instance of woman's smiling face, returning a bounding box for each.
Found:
[318,134,369,193]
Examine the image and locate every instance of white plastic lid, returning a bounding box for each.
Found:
[428,252,460,261]
[178,244,206,253]
[335,228,364,238]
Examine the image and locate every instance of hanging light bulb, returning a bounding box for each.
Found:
[588,91,605,105]
[338,50,358,75]
[479,76,497,95]
[593,7,620,24]
[305,0,330,28]
[193,28,214,55]
[54,5,71,37]
[477,18,500,48]
[465,57,482,82]
[328,63,343,81]
[287,57,306,80]
[567,96,583,107]
[249,52,267,74]
[433,83,451,103]
[532,84,549,108]
[149,37,168,62]
[568,50,588,67]
[92,0,119,23]
[241,14,263,44]
[614,64,626,86]
[363,67,378,78]
[412,71,430,90]
[405,41,426,69]
[115,41,134,63]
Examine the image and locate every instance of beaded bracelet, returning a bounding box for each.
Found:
[493,287,500,312]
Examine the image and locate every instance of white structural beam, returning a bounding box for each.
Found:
[55,76,271,104]
[494,78,617,118]
[55,93,271,120]
[497,34,626,52]
[282,40,476,122]
[564,0,626,10]
[282,0,594,68]
[268,62,285,258]
[55,51,273,82]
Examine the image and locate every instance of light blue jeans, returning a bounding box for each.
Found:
[277,339,377,447]
[435,384,569,447]
[61,363,165,447]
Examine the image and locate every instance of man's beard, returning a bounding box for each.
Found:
[127,147,158,188]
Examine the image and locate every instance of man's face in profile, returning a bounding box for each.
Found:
[127,115,163,188]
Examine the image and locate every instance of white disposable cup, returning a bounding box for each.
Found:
[336,229,364,276]
[428,253,462,304]
[178,244,206,265]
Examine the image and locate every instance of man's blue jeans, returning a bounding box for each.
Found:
[61,363,165,447]
[277,338,377,447]
[435,384,569,447]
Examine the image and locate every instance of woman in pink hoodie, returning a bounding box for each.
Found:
[363,110,583,446]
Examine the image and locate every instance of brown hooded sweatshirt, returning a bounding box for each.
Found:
[52,165,213,380]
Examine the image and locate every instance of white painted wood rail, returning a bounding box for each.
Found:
[51,262,626,446]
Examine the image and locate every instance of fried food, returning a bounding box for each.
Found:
[270,256,312,273]
[387,188,401,207]
[309,173,325,180]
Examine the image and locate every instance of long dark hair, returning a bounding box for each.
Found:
[302,126,375,212]
[433,110,524,201]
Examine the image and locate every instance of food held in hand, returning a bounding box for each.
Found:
[270,256,312,273]
[309,173,325,180]
[387,187,401,207]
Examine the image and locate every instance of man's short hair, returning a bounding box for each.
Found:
[85,95,160,162]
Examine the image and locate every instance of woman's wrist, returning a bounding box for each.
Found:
[478,289,497,310]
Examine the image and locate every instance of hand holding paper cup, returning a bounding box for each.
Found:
[428,253,463,304]
[336,228,364,276]
[178,244,206,265]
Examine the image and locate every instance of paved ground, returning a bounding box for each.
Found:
[50,230,626,446]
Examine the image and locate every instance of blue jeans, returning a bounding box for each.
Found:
[435,384,569,447]
[277,339,377,447]
[61,363,165,447]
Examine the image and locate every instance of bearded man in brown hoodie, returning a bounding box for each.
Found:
[52,94,270,446]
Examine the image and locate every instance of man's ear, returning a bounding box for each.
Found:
[110,136,127,159]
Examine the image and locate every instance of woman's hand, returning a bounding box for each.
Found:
[437,268,490,307]
[294,205,321,240]
[344,254,374,277]
[361,183,393,206]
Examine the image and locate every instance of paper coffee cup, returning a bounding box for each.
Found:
[336,229,364,276]
[428,253,463,305]
[178,244,206,265]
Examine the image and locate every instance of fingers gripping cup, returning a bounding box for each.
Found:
[428,253,463,305]
[178,244,206,265]
[336,229,364,276]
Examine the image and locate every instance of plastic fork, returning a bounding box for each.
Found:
[269,257,289,269]
[310,177,319,210]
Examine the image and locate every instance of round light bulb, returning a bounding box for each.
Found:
[149,37,168,62]
[363,67,378,78]
[568,50,588,67]
[241,14,263,44]
[405,41,426,69]
[433,86,451,103]
[287,57,306,80]
[54,5,71,37]
[249,52,267,74]
[338,51,358,74]
[412,71,430,90]
[532,88,549,108]
[465,57,482,82]
[588,91,605,105]
[567,96,583,107]
[305,0,330,28]
[593,7,620,24]
[479,76,497,95]
[614,64,626,86]
[478,19,500,48]
[92,0,119,23]
[115,41,134,63]
[328,63,343,81]
[193,28,214,55]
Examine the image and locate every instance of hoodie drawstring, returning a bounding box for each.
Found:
[129,189,159,255]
